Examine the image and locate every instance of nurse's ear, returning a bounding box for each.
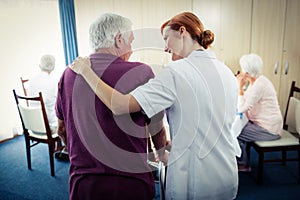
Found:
[179,26,188,37]
[179,26,185,32]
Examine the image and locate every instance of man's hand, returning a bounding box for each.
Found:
[70,56,92,75]
[157,150,169,166]
[57,119,67,151]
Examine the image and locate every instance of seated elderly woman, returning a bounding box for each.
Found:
[236,53,282,171]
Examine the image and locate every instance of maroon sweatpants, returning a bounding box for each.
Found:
[70,174,155,200]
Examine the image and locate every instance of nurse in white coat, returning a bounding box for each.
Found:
[71,12,240,200]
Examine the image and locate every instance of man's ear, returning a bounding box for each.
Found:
[115,33,122,48]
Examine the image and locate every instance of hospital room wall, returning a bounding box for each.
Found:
[1,0,299,141]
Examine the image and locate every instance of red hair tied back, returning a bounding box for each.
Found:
[199,30,214,49]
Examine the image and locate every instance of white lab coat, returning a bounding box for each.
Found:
[131,50,240,200]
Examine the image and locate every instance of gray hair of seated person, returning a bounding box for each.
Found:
[239,53,263,78]
[39,54,55,72]
[89,13,133,52]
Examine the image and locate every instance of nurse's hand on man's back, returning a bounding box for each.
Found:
[70,56,92,75]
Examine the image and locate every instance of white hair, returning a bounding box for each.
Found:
[39,55,55,72]
[89,13,133,52]
[239,53,263,78]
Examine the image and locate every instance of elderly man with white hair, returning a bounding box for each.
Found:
[29,55,68,160]
[29,54,57,130]
[55,13,167,200]
[236,53,282,172]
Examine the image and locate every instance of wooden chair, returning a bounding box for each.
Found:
[20,77,29,106]
[247,81,300,184]
[13,89,64,176]
[20,77,29,96]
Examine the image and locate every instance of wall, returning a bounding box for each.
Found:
[1,0,299,141]
[74,0,192,73]
[0,0,193,141]
[0,0,65,140]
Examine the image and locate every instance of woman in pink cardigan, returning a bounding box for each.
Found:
[236,53,282,171]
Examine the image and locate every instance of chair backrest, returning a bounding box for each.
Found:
[285,97,300,134]
[19,104,46,133]
[283,81,300,134]
[20,77,29,106]
[20,77,29,96]
[13,89,53,139]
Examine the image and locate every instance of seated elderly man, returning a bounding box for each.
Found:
[29,54,68,160]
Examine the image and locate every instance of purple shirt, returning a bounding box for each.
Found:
[56,53,155,199]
